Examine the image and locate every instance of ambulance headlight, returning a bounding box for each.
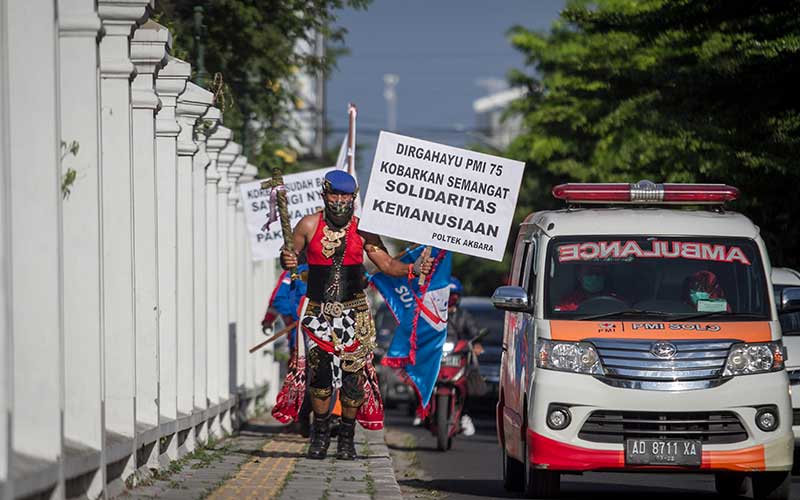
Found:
[722,342,785,376]
[537,339,604,375]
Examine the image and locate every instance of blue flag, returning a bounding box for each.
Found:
[368,246,451,409]
[265,264,308,348]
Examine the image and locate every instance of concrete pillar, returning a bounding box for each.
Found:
[229,156,247,396]
[238,163,258,413]
[154,54,190,463]
[253,261,267,389]
[57,2,104,494]
[215,136,236,434]
[264,261,279,401]
[204,114,229,438]
[0,1,11,493]
[97,5,149,472]
[174,78,207,427]
[191,101,217,444]
[252,260,263,390]
[6,0,64,478]
[130,22,168,455]
[216,139,236,394]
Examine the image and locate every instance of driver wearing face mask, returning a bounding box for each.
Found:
[683,270,730,311]
[555,263,618,312]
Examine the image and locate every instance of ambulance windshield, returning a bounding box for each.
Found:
[545,236,769,320]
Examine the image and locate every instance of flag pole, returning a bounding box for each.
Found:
[347,103,356,176]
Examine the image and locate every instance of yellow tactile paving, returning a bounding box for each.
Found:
[206,434,306,500]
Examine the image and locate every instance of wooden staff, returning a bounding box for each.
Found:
[249,321,298,353]
[261,166,298,280]
[418,245,432,285]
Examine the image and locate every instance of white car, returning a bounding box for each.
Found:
[772,267,800,454]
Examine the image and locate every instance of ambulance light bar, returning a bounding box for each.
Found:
[552,180,739,204]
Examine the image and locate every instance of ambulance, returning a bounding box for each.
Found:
[493,181,799,499]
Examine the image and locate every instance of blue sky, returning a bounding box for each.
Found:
[326,0,565,182]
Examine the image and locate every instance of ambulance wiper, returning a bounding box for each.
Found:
[670,311,768,322]
[576,309,674,321]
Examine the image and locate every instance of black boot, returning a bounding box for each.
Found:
[307,414,331,460]
[336,417,357,460]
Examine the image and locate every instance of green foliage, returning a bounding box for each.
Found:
[505,0,800,270]
[154,0,370,171]
[60,140,80,200]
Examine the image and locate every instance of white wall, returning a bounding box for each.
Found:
[0,4,281,498]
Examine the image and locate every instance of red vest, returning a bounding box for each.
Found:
[306,212,364,266]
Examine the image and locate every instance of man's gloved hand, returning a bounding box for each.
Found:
[413,253,434,277]
[280,247,298,270]
[261,321,272,336]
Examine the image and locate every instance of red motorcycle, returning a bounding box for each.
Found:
[427,329,488,451]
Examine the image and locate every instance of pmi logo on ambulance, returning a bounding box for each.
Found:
[558,240,751,265]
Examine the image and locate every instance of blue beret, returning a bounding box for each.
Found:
[324,170,357,194]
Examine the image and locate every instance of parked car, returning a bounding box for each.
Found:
[772,267,800,467]
[459,296,505,407]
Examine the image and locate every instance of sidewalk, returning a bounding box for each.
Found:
[118,414,402,500]
[277,426,402,500]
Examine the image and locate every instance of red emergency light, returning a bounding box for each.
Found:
[552,180,739,204]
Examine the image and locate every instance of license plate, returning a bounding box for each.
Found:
[625,439,701,466]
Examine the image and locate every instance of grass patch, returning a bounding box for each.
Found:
[273,465,296,498]
[360,439,372,457]
[168,479,187,490]
[364,473,376,498]
[198,473,234,500]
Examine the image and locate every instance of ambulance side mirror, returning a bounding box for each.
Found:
[780,287,800,314]
[492,286,531,313]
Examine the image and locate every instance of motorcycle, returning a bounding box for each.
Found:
[427,329,489,451]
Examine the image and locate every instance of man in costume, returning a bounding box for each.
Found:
[281,170,433,460]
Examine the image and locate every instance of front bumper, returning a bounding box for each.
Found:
[528,369,793,472]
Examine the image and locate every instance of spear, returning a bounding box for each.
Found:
[249,321,298,353]
[261,166,298,280]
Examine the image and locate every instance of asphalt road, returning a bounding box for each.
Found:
[384,403,800,500]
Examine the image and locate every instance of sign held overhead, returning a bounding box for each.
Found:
[360,132,524,261]
[240,167,333,261]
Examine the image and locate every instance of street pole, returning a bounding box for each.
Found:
[193,6,208,88]
[313,31,326,160]
[383,73,399,131]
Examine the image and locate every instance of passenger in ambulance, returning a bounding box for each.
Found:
[555,263,624,312]
[682,270,730,312]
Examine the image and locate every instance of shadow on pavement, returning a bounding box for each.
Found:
[399,477,747,499]
[398,478,519,499]
[387,442,441,453]
[238,448,306,460]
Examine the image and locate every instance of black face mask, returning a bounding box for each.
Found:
[324,198,354,228]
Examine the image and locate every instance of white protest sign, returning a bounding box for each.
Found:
[240,167,333,261]
[360,132,524,261]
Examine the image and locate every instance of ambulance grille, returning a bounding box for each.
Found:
[591,338,735,384]
[579,410,747,444]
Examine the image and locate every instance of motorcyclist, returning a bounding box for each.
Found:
[444,277,482,436]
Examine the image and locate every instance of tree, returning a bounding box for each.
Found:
[154,0,370,173]
[506,0,800,269]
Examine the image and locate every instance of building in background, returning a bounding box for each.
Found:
[472,86,526,151]
[289,33,326,159]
